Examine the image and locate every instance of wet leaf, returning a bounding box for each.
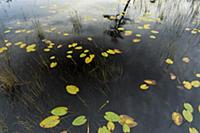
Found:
[124,30,132,36]
[119,115,137,128]
[132,38,141,43]
[66,55,72,59]
[101,52,109,58]
[191,80,200,88]
[26,44,36,53]
[107,121,115,131]
[85,54,95,64]
[72,115,87,126]
[182,57,190,63]
[189,127,199,133]
[165,58,174,65]
[123,124,130,133]
[198,105,200,112]
[40,116,60,128]
[66,85,79,95]
[80,53,87,58]
[106,49,115,55]
[183,81,192,90]
[51,107,68,116]
[149,35,156,39]
[98,126,110,133]
[104,111,120,122]
[184,103,194,113]
[196,73,200,78]
[170,73,176,80]
[50,62,58,68]
[87,37,93,41]
[144,80,156,85]
[182,110,193,123]
[113,49,122,54]
[143,24,150,29]
[171,112,183,126]
[140,84,149,90]
[151,30,159,34]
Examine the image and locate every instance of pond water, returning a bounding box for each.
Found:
[0,0,200,133]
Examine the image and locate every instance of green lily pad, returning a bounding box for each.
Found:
[104,111,120,122]
[184,103,194,113]
[39,115,60,128]
[72,115,87,126]
[98,126,110,133]
[182,109,193,123]
[51,107,68,116]
[123,124,130,133]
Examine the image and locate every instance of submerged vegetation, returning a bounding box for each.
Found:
[0,0,200,132]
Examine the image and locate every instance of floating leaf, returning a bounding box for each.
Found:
[50,62,58,68]
[124,30,132,36]
[182,57,190,63]
[144,79,156,85]
[119,115,137,128]
[189,127,199,133]
[106,49,115,55]
[135,34,142,37]
[26,44,36,52]
[151,30,159,34]
[123,124,130,133]
[85,54,95,64]
[170,73,176,80]
[140,84,149,90]
[75,46,83,50]
[104,112,120,122]
[113,49,122,54]
[184,103,194,113]
[40,116,60,128]
[191,80,200,88]
[107,121,115,131]
[143,24,150,29]
[182,110,193,123]
[183,81,192,90]
[196,73,200,78]
[80,53,87,58]
[149,35,156,39]
[132,38,141,43]
[72,115,87,126]
[171,112,183,126]
[101,52,109,58]
[51,107,68,116]
[87,37,93,41]
[165,58,174,65]
[98,126,110,133]
[66,85,79,95]
[198,105,200,112]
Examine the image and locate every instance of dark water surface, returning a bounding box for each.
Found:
[0,0,200,133]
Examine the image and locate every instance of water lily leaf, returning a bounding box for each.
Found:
[51,107,68,116]
[171,112,183,126]
[39,116,60,128]
[119,115,137,128]
[101,52,109,58]
[132,38,141,43]
[66,85,79,95]
[98,126,110,133]
[191,80,200,88]
[189,127,199,133]
[72,115,87,126]
[50,62,58,68]
[183,81,192,90]
[144,80,156,85]
[184,103,194,113]
[140,84,149,90]
[107,121,115,131]
[80,53,87,58]
[182,110,193,123]
[85,54,95,64]
[123,124,130,133]
[104,111,120,122]
[165,58,174,65]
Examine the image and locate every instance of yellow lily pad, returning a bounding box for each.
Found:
[39,116,60,128]
[171,112,183,126]
[66,85,79,95]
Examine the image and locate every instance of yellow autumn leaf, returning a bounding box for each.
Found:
[106,49,115,55]
[26,44,36,52]
[132,38,141,43]
[144,79,156,85]
[85,54,95,64]
[171,112,183,126]
[151,30,159,34]
[183,81,192,90]
[140,84,149,90]
[189,127,199,133]
[66,85,79,95]
[113,49,122,54]
[50,62,58,68]
[101,52,109,58]
[191,80,200,88]
[39,116,60,128]
[196,73,200,78]
[143,24,151,29]
[66,55,72,59]
[107,121,115,131]
[119,115,137,128]
[124,30,132,36]
[165,58,174,65]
